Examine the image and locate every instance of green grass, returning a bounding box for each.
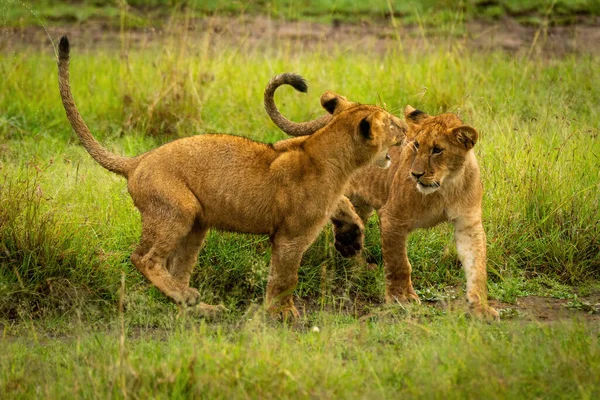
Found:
[3,0,600,27]
[1,9,600,397]
[1,23,599,317]
[2,315,600,398]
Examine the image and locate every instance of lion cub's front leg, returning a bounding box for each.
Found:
[379,214,420,304]
[331,196,366,258]
[454,217,499,321]
[265,235,314,320]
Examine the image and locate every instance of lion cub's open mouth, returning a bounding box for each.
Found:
[376,152,392,168]
[374,150,393,168]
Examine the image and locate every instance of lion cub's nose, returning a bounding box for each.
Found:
[411,171,424,179]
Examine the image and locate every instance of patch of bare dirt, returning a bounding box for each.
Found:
[2,16,600,56]
[490,294,600,322]
[432,292,600,322]
[295,287,600,323]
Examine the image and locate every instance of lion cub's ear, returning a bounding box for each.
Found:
[404,105,429,125]
[358,116,372,139]
[321,91,351,115]
[450,125,478,150]
[358,111,386,140]
[391,115,408,131]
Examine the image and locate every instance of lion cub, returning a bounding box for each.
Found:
[263,74,499,320]
[57,37,404,318]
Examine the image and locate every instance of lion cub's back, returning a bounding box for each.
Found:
[128,134,281,233]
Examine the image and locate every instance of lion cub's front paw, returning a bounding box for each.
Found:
[385,287,421,305]
[470,304,500,321]
[333,223,364,258]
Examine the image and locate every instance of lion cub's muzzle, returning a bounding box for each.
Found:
[374,151,392,168]
[411,171,441,194]
[375,132,404,169]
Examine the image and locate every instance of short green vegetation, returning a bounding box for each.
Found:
[4,0,600,27]
[3,315,600,398]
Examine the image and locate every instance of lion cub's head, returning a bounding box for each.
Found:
[320,91,407,169]
[403,105,479,195]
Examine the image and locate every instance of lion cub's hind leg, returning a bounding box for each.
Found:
[130,194,202,307]
[166,221,208,288]
[166,222,227,315]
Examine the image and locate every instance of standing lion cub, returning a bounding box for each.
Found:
[57,37,405,318]
[264,74,499,320]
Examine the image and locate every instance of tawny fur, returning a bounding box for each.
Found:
[263,73,332,137]
[263,76,499,320]
[57,38,403,318]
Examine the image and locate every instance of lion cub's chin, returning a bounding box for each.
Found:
[416,181,440,195]
[373,153,392,169]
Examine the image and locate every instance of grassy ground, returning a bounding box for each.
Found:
[3,314,600,398]
[1,3,600,398]
[4,0,600,28]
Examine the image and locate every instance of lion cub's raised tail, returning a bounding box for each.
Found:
[263,73,333,137]
[58,35,136,178]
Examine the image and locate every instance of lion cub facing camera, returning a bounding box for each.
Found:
[57,37,405,318]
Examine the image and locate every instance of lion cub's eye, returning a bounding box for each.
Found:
[413,141,420,150]
[432,146,443,154]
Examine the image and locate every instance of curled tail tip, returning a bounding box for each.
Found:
[58,35,70,60]
[287,73,308,93]
[271,72,307,93]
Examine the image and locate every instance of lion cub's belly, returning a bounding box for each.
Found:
[202,194,278,235]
